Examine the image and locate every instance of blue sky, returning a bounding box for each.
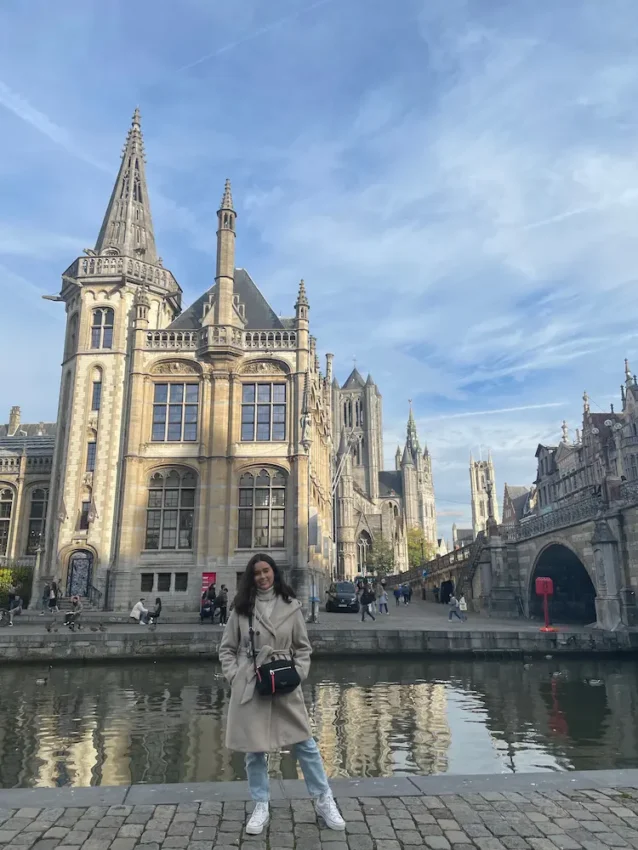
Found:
[1,0,638,541]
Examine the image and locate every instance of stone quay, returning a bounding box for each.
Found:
[2,770,638,850]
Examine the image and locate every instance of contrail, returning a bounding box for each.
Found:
[174,0,337,74]
[0,81,108,171]
[422,402,565,422]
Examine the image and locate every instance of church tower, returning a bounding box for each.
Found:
[43,109,182,598]
[333,368,383,500]
[401,404,437,547]
[470,452,498,536]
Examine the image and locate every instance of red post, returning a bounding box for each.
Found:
[536,576,558,632]
[543,592,550,629]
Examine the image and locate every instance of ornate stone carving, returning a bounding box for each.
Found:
[151,360,199,376]
[241,360,288,375]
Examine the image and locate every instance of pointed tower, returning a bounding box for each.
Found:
[395,445,402,471]
[331,366,382,500]
[421,442,437,548]
[335,427,356,579]
[95,108,157,263]
[470,452,498,536]
[214,179,238,328]
[43,108,181,597]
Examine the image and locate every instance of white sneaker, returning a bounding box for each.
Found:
[315,792,345,830]
[246,802,269,835]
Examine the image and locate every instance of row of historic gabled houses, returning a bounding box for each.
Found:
[0,109,440,610]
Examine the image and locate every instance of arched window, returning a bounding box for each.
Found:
[91,308,114,349]
[26,488,48,554]
[357,531,371,573]
[91,366,103,412]
[0,488,14,556]
[66,314,78,359]
[145,469,196,550]
[238,468,287,549]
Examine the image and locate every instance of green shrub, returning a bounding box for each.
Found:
[0,565,33,608]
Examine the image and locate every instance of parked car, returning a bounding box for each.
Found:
[326,581,359,613]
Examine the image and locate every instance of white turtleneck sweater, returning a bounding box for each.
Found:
[255,586,277,620]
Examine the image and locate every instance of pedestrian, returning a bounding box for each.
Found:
[402,584,410,605]
[459,594,468,622]
[360,583,376,622]
[448,594,463,622]
[378,587,389,615]
[129,598,148,625]
[148,597,162,625]
[394,586,401,607]
[64,596,83,630]
[8,594,23,626]
[40,582,50,615]
[48,581,59,613]
[217,585,229,625]
[218,554,345,836]
[407,584,413,604]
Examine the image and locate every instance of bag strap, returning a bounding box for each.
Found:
[248,611,260,679]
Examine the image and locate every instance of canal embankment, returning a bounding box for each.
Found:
[1,621,636,662]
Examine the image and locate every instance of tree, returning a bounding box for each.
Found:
[366,536,395,577]
[407,527,436,570]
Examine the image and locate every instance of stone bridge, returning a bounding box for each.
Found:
[388,480,638,630]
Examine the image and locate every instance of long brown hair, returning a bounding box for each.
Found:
[233,553,295,616]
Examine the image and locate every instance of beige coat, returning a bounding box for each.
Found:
[218,596,313,753]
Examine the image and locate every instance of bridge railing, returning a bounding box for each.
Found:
[501,494,602,541]
[385,544,473,588]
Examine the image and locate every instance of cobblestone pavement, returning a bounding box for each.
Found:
[12,599,581,634]
[2,785,638,850]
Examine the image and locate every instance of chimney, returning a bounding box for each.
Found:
[8,406,20,436]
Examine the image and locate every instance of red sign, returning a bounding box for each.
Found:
[535,576,554,596]
[201,572,217,595]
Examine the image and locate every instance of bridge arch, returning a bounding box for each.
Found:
[529,542,596,624]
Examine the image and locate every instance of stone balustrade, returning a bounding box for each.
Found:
[244,330,297,349]
[143,328,299,352]
[145,330,198,350]
[70,255,179,292]
[502,494,602,541]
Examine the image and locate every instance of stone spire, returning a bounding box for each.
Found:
[406,401,420,457]
[626,358,633,388]
[561,420,569,444]
[94,107,158,263]
[214,178,238,327]
[583,390,590,414]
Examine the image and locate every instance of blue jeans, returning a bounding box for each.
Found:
[245,737,330,801]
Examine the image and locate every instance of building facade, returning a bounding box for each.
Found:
[470,453,498,536]
[0,408,56,567]
[28,109,335,610]
[332,375,438,577]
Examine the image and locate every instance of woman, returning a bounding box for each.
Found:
[48,581,59,613]
[359,583,376,622]
[148,597,162,624]
[219,554,345,836]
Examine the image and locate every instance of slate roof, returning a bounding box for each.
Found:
[504,484,531,521]
[169,269,290,331]
[0,423,56,439]
[342,368,366,390]
[454,527,474,545]
[378,470,403,497]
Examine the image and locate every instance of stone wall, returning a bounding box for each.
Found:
[1,626,635,663]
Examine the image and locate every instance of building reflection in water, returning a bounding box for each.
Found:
[0,657,636,788]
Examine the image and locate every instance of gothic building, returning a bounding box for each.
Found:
[25,109,335,610]
[332,373,437,577]
[470,453,498,536]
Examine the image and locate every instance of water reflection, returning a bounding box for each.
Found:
[0,658,636,788]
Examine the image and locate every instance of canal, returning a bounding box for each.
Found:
[0,657,636,788]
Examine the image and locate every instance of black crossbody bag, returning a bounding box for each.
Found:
[247,612,301,697]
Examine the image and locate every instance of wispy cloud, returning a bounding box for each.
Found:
[2,0,638,542]
[422,403,566,422]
